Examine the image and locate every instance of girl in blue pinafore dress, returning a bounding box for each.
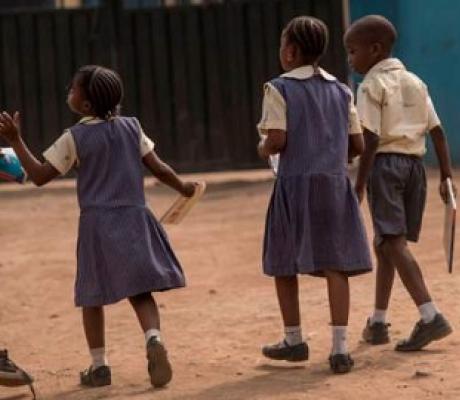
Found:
[257,17,372,374]
[0,65,195,389]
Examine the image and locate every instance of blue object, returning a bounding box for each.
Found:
[0,148,26,184]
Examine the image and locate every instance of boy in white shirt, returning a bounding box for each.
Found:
[344,15,456,351]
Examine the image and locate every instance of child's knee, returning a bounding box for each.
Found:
[128,292,153,305]
[323,270,348,281]
[374,242,390,263]
[275,275,297,283]
[380,235,406,257]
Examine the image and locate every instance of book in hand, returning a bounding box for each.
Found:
[160,181,206,224]
[0,147,27,184]
[443,177,456,273]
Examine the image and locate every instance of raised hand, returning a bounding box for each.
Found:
[0,111,21,143]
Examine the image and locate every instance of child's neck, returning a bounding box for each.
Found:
[79,113,99,120]
[286,61,318,72]
[366,54,393,74]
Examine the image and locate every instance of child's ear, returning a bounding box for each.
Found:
[370,42,384,57]
[83,101,92,112]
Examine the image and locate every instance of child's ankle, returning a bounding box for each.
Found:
[90,347,108,368]
[370,308,387,325]
[418,302,438,323]
[284,325,303,346]
[331,325,348,355]
[145,328,161,344]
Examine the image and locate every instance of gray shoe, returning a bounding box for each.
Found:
[362,318,390,345]
[262,340,309,362]
[395,313,453,352]
[147,337,172,387]
[80,365,111,387]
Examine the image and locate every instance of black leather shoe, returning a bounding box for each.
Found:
[262,340,309,362]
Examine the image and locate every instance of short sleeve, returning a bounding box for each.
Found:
[257,82,287,134]
[139,127,155,157]
[42,130,77,175]
[426,95,441,130]
[356,78,384,135]
[134,118,155,157]
[346,89,362,135]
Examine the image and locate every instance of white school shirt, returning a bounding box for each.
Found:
[356,58,441,156]
[257,65,362,136]
[43,116,155,175]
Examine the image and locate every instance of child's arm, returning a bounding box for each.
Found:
[429,125,457,202]
[143,151,196,197]
[0,112,59,186]
[348,133,365,162]
[257,129,286,160]
[355,129,379,203]
[347,88,364,162]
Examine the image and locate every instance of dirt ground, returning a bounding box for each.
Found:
[1,170,459,400]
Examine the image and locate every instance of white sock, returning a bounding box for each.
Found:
[284,326,302,346]
[418,302,438,323]
[90,347,108,368]
[370,309,387,325]
[145,328,161,344]
[331,326,348,355]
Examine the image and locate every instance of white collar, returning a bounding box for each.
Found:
[281,65,336,81]
[366,58,406,77]
[78,116,116,124]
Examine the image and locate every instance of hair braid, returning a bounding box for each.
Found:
[75,65,124,120]
[283,16,329,63]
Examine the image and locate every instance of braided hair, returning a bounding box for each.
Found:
[74,65,123,120]
[282,16,329,63]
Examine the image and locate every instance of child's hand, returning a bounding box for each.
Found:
[0,112,21,144]
[181,182,197,198]
[439,178,457,204]
[257,138,269,161]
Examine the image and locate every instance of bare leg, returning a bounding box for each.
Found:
[82,306,105,349]
[374,240,396,310]
[324,271,349,326]
[262,276,308,361]
[80,307,112,387]
[324,271,354,373]
[275,276,300,327]
[130,293,172,388]
[129,292,160,332]
[381,235,431,306]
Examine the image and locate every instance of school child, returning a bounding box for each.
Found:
[0,65,197,387]
[257,16,372,373]
[344,15,455,350]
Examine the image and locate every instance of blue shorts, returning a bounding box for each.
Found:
[367,153,426,245]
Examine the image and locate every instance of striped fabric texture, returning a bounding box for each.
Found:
[70,117,185,307]
[263,76,372,277]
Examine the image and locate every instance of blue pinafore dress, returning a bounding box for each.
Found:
[263,75,372,277]
[71,117,185,307]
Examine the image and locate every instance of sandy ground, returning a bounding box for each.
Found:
[0,170,459,400]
